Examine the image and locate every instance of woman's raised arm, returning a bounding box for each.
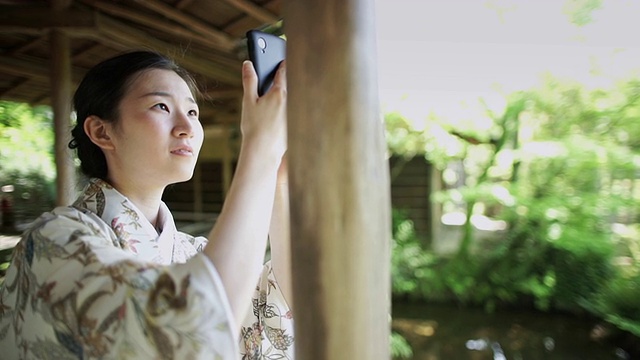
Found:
[204,60,287,328]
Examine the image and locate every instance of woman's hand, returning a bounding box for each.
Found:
[240,61,287,162]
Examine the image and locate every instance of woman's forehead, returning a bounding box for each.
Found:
[126,69,193,98]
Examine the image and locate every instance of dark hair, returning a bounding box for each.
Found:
[68,51,199,180]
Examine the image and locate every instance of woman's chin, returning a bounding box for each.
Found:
[170,168,196,184]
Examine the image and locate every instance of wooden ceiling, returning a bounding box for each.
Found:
[0,0,282,125]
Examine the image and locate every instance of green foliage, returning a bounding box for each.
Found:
[385,112,429,160]
[526,76,640,153]
[388,75,640,337]
[584,274,640,337]
[0,101,55,178]
[391,209,438,298]
[0,170,56,225]
[390,331,413,359]
[384,111,462,170]
[0,101,56,224]
[495,136,621,309]
[388,213,419,358]
[391,211,615,313]
[562,0,603,26]
[502,78,640,314]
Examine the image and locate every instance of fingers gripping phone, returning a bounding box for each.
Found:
[246,30,286,96]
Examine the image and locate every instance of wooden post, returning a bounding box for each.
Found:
[51,0,76,205]
[285,0,391,358]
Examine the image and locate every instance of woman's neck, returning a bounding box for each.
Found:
[106,176,165,228]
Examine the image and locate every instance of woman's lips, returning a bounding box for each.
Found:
[171,146,193,156]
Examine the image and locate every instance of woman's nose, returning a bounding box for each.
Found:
[173,112,194,138]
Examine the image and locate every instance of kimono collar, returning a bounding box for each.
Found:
[72,178,176,265]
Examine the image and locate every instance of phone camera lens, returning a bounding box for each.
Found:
[258,37,267,53]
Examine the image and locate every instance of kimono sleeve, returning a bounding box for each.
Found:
[25,211,238,359]
[239,261,294,359]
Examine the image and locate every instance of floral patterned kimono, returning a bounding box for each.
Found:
[0,179,294,359]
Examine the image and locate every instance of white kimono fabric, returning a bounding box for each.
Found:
[0,179,294,359]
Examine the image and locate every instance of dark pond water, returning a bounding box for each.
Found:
[392,302,638,360]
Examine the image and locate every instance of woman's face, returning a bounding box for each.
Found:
[105,68,204,188]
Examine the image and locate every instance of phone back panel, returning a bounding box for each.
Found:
[247,30,286,96]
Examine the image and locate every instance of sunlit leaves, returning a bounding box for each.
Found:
[0,101,55,180]
[562,0,603,27]
[384,111,462,170]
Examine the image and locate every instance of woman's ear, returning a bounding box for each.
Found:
[83,116,115,150]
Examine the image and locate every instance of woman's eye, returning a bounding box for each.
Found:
[188,109,199,117]
[154,103,169,112]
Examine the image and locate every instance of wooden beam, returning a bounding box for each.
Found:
[285,0,391,358]
[223,0,280,35]
[174,0,196,10]
[0,78,30,98]
[52,0,73,10]
[0,54,87,84]
[79,0,229,52]
[30,92,51,105]
[131,0,236,51]
[221,0,279,25]
[0,6,96,32]
[95,14,241,85]
[71,43,104,62]
[71,30,134,52]
[0,56,49,82]
[0,26,45,35]
[9,36,47,55]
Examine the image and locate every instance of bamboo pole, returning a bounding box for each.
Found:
[285,0,391,358]
[50,2,76,205]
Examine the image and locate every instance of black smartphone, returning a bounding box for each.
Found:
[246,30,286,96]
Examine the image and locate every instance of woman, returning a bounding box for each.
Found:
[0,51,293,359]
